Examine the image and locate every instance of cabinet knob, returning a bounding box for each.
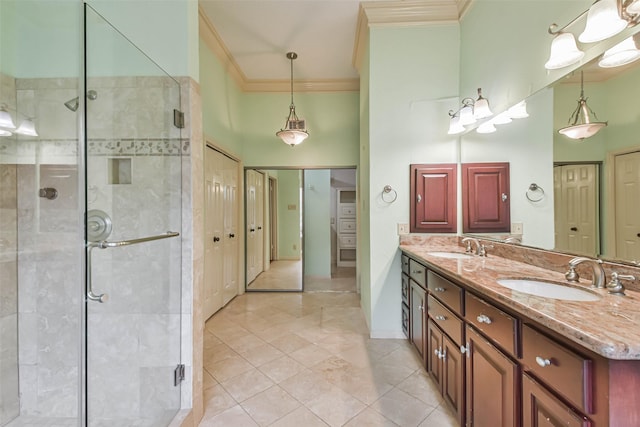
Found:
[417,305,424,312]
[535,356,552,368]
[434,287,445,292]
[476,314,492,324]
[435,315,446,321]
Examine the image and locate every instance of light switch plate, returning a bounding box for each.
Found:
[397,223,409,235]
[511,222,523,234]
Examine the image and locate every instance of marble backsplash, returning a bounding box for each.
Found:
[399,234,640,293]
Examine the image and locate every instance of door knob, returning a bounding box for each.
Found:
[570,227,578,231]
[257,226,262,230]
[250,228,255,232]
[213,236,220,242]
[229,233,235,238]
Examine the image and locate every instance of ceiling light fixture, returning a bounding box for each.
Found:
[276,52,308,147]
[558,71,607,140]
[598,35,640,67]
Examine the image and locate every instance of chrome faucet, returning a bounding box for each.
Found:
[461,237,480,255]
[607,272,636,296]
[565,257,605,288]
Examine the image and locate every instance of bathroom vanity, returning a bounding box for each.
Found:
[400,238,640,427]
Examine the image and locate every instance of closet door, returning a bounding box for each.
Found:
[204,147,224,318]
[223,155,239,305]
[255,171,265,278]
[246,169,258,283]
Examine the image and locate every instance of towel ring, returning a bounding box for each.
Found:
[526,183,545,202]
[382,185,397,203]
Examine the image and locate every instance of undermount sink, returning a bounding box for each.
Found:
[496,279,600,302]
[427,251,473,259]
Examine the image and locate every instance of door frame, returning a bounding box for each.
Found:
[605,145,640,258]
[269,176,278,262]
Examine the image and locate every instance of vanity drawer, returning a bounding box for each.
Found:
[522,324,593,414]
[340,204,356,217]
[409,259,426,289]
[338,219,356,233]
[339,235,356,248]
[428,295,463,347]
[401,254,409,275]
[427,271,464,316]
[466,293,518,357]
[401,274,410,306]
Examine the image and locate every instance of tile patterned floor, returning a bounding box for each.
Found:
[201,291,457,426]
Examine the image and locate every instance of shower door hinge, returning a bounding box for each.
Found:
[173,109,185,129]
[174,364,185,386]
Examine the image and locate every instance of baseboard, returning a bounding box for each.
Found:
[370,330,407,339]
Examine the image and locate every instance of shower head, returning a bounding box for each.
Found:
[64,97,79,112]
[63,90,98,112]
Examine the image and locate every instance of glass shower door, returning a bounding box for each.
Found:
[84,5,183,426]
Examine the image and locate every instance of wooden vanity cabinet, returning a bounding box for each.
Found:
[410,280,426,359]
[465,325,520,427]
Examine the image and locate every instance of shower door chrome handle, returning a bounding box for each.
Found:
[86,231,180,303]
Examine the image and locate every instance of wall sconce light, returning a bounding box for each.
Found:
[477,121,497,134]
[545,0,639,70]
[0,104,38,137]
[447,114,466,135]
[276,52,309,147]
[507,100,529,118]
[473,88,493,119]
[598,35,640,67]
[558,71,607,140]
[492,111,513,125]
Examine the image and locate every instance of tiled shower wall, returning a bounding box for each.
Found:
[0,73,190,424]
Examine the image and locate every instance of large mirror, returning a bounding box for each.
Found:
[461,42,640,265]
[244,168,357,292]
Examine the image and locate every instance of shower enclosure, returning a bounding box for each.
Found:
[1,3,184,426]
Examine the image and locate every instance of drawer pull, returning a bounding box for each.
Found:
[535,356,552,368]
[476,314,492,324]
[435,315,446,321]
[434,287,446,292]
[411,269,423,274]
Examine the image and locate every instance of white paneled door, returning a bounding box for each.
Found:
[615,151,640,261]
[246,169,265,284]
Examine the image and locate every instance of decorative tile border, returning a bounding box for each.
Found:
[87,138,190,156]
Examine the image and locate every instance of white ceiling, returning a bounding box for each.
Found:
[198,0,467,89]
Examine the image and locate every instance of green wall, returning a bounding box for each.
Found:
[366,24,460,337]
[303,170,332,277]
[276,170,302,260]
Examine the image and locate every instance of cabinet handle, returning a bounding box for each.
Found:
[434,287,445,292]
[476,314,492,324]
[411,269,423,274]
[418,305,424,312]
[434,348,441,358]
[535,356,552,368]
[435,315,446,321]
[417,194,422,203]
[460,343,469,356]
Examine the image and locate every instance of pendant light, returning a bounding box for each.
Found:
[558,71,607,140]
[276,52,309,147]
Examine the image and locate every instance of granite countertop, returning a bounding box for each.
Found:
[400,243,640,360]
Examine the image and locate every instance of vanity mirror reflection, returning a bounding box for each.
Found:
[461,52,640,265]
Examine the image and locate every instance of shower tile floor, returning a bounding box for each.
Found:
[201,291,457,426]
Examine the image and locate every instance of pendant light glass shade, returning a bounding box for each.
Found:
[447,114,465,135]
[545,32,585,69]
[473,88,493,119]
[15,118,38,136]
[276,52,308,147]
[507,100,529,118]
[0,106,16,130]
[558,72,607,140]
[579,0,627,43]
[0,129,12,137]
[492,111,513,125]
[598,36,640,68]
[459,105,476,125]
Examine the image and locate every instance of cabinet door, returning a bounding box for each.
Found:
[523,373,591,427]
[462,162,510,233]
[442,334,465,426]
[410,164,457,233]
[427,319,443,388]
[411,281,426,359]
[466,326,519,427]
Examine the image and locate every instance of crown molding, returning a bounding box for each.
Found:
[353,0,472,72]
[199,5,358,93]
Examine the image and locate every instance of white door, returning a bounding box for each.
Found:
[615,151,640,261]
[204,147,224,318]
[554,164,599,256]
[223,155,239,305]
[246,169,258,283]
[255,171,265,276]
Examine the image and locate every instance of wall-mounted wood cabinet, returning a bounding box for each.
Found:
[410,164,457,233]
[462,162,510,233]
